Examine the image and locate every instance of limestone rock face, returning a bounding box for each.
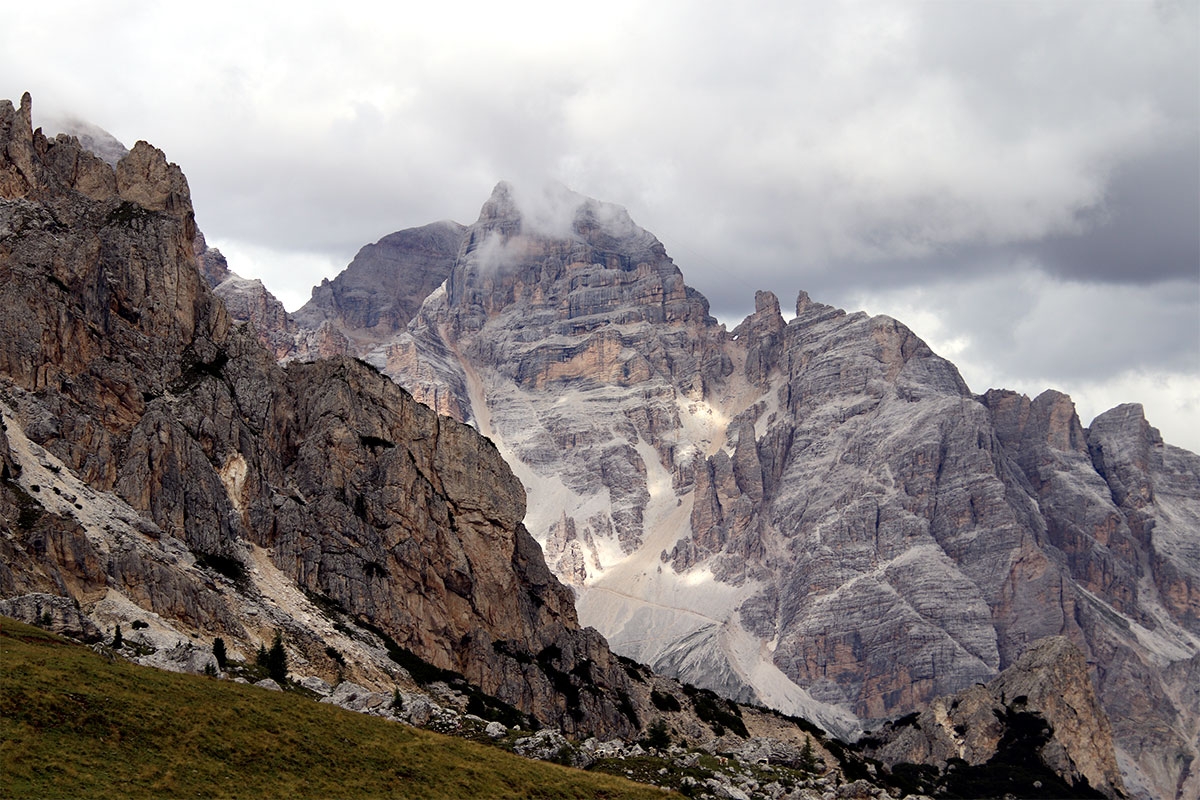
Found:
[865,637,1125,797]
[0,95,650,739]
[331,180,1199,799]
[21,95,1194,795]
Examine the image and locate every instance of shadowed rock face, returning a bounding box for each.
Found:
[293,220,465,346]
[864,637,1125,798]
[324,180,1198,799]
[0,94,647,738]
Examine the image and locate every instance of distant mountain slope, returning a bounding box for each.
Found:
[293,220,465,350]
[288,181,1197,800]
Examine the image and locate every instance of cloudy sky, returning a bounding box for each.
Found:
[4,1,1198,451]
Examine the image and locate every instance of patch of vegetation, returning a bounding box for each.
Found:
[464,694,528,731]
[754,704,829,740]
[650,689,681,713]
[359,433,396,450]
[170,346,229,393]
[130,620,149,630]
[194,552,249,591]
[885,762,939,796]
[616,654,647,683]
[799,735,820,774]
[642,719,671,750]
[492,639,533,665]
[681,684,747,738]
[820,738,877,783]
[536,645,583,721]
[355,618,532,730]
[300,586,348,619]
[324,645,345,667]
[353,357,383,375]
[212,638,227,670]
[357,618,461,685]
[266,631,288,684]
[932,707,1106,799]
[6,481,44,530]
[615,690,639,729]
[354,494,370,521]
[0,617,663,800]
[569,659,596,689]
[105,201,152,227]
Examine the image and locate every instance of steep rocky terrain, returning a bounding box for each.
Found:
[2,95,1183,798]
[295,181,1198,799]
[863,636,1122,797]
[0,93,654,739]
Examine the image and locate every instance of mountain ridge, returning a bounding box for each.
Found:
[257,178,1197,799]
[0,93,645,739]
[5,96,1190,798]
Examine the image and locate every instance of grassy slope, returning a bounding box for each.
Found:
[0,618,667,799]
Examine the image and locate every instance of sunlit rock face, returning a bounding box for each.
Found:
[298,180,1199,799]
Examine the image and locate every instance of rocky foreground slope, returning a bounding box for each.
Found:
[275,181,1199,799]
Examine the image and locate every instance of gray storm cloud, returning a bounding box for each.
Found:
[2,0,1195,449]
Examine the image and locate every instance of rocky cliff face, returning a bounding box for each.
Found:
[331,180,1198,799]
[0,94,654,738]
[190,231,298,361]
[864,636,1124,797]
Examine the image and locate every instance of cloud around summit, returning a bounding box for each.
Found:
[1,0,1196,450]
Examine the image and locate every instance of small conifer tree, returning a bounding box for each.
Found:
[267,630,288,684]
[645,718,671,750]
[112,624,124,649]
[212,637,227,670]
[800,735,819,773]
[256,642,269,670]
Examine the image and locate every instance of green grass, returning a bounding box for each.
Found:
[0,618,669,799]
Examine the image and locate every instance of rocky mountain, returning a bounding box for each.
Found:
[291,220,465,356]
[0,93,657,740]
[191,231,299,360]
[282,180,1198,799]
[2,94,1183,798]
